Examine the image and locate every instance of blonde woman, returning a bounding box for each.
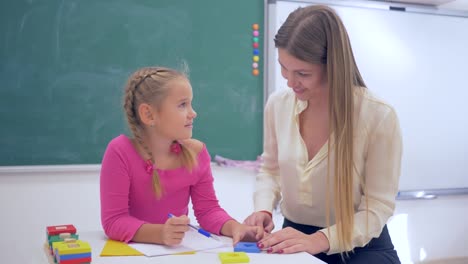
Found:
[244,5,402,264]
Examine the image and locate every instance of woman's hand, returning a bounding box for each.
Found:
[257,227,330,254]
[243,211,275,233]
[160,215,190,246]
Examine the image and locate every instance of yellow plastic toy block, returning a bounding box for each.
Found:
[218,252,250,263]
[52,239,91,255]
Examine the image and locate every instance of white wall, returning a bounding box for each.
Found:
[0,165,467,263]
[0,167,102,264]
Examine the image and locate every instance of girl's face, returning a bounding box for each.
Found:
[278,48,328,101]
[153,77,197,141]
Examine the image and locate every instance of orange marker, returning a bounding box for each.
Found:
[252,24,259,30]
[253,69,259,76]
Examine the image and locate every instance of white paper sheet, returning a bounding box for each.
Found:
[128,229,228,257]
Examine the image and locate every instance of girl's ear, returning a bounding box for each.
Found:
[138,103,156,127]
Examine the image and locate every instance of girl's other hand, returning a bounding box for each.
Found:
[231,223,265,245]
[243,211,275,233]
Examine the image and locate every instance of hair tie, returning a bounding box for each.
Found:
[145,159,154,174]
[170,141,182,155]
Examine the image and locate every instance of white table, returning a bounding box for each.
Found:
[40,230,325,264]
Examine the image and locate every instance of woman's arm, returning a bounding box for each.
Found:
[245,94,282,231]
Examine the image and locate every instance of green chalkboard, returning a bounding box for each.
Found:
[0,0,264,166]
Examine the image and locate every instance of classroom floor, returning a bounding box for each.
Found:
[0,164,467,264]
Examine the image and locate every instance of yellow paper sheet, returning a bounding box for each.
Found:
[100,239,144,256]
[100,239,195,256]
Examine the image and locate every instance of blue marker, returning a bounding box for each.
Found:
[168,213,215,239]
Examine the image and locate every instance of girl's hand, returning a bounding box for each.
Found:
[231,223,265,245]
[257,227,330,254]
[243,211,275,233]
[160,215,190,246]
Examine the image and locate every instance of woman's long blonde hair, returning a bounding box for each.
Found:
[123,66,197,198]
[274,5,366,253]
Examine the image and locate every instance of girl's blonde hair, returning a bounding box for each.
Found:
[274,5,366,253]
[123,66,197,198]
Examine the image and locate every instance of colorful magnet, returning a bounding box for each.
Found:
[234,242,261,253]
[219,252,250,263]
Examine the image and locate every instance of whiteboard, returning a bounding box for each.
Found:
[268,1,468,190]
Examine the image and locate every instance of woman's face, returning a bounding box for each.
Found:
[278,48,328,101]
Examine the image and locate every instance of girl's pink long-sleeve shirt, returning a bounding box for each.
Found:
[100,135,233,243]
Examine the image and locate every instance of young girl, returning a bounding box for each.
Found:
[100,66,262,246]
